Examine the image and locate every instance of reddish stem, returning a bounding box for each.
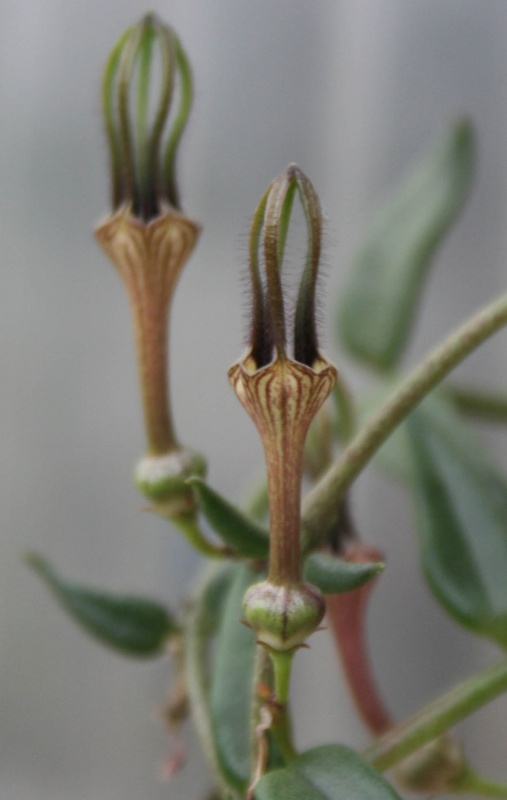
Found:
[326,543,393,736]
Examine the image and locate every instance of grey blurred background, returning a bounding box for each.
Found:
[2,0,507,797]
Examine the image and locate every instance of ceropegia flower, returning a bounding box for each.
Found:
[229,165,337,651]
[95,15,205,504]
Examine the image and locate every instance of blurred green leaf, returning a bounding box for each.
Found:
[210,563,259,790]
[189,477,269,559]
[407,411,507,648]
[304,551,384,594]
[26,553,177,657]
[358,383,470,482]
[255,745,402,800]
[339,120,475,370]
[183,562,240,795]
[197,561,239,638]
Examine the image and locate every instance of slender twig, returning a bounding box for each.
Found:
[455,769,507,798]
[270,711,297,764]
[267,649,297,763]
[364,658,507,772]
[303,291,507,547]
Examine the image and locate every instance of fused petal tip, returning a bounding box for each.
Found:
[247,164,325,370]
[102,14,193,219]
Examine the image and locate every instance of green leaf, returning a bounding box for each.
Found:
[255,745,402,800]
[210,563,259,790]
[26,553,177,657]
[339,120,475,370]
[197,561,239,638]
[407,411,507,648]
[183,562,240,796]
[189,477,269,559]
[303,551,384,594]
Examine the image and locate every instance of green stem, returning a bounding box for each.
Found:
[271,650,294,706]
[269,649,297,763]
[172,514,231,558]
[302,291,507,547]
[447,385,507,423]
[249,647,270,787]
[455,768,507,798]
[270,713,297,765]
[364,658,507,773]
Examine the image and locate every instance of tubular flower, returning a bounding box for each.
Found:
[229,165,337,651]
[95,15,205,503]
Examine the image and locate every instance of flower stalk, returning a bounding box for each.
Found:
[303,288,507,549]
[229,165,336,652]
[364,657,507,773]
[96,210,199,458]
[96,15,205,504]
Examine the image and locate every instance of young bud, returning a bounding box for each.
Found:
[244,579,325,652]
[135,448,206,504]
[230,165,336,650]
[96,16,204,502]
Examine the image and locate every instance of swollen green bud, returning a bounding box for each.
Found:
[243,579,325,652]
[135,448,206,504]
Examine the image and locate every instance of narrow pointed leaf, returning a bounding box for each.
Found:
[255,745,402,800]
[183,562,239,793]
[339,120,475,370]
[26,553,177,657]
[210,563,259,791]
[304,551,384,594]
[407,412,507,648]
[196,561,238,638]
[189,477,269,559]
